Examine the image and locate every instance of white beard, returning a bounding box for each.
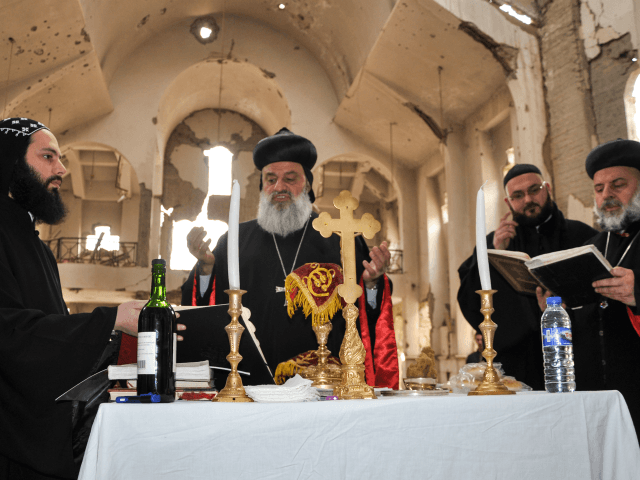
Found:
[257,189,312,237]
[594,186,640,232]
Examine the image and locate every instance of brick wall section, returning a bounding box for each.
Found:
[538,0,597,212]
[590,34,636,144]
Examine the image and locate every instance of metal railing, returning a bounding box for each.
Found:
[44,237,138,267]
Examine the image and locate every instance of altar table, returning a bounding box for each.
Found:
[79,390,639,480]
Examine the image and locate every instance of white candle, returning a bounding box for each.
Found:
[228,180,241,290]
[476,182,491,290]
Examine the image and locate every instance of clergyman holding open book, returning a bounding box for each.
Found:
[563,139,640,442]
[457,164,596,391]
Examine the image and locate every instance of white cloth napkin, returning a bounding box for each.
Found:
[244,375,320,403]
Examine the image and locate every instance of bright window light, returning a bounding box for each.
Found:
[200,26,212,39]
[86,226,120,252]
[204,146,233,195]
[170,146,233,270]
[499,4,532,25]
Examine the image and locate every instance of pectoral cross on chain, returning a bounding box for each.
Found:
[312,190,381,305]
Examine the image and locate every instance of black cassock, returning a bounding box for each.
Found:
[457,204,596,390]
[573,221,640,441]
[181,213,386,375]
[0,197,117,479]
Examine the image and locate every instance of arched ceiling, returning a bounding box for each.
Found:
[0,0,525,170]
[156,58,291,157]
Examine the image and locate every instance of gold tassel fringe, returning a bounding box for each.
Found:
[285,274,343,327]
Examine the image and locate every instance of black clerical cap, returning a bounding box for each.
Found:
[503,163,542,188]
[585,138,640,179]
[253,127,316,203]
[0,117,49,196]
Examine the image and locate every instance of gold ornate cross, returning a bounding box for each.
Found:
[313,190,380,400]
[312,190,381,304]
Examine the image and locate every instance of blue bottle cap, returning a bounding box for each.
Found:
[546,296,562,305]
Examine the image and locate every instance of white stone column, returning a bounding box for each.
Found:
[507,30,547,177]
[442,131,475,365]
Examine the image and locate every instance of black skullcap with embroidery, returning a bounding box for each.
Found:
[253,127,317,203]
[0,117,49,196]
[585,138,640,179]
[503,163,542,188]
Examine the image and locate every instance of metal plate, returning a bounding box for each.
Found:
[379,388,449,397]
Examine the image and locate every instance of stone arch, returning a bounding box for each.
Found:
[156,59,292,161]
[59,140,141,200]
[47,140,144,264]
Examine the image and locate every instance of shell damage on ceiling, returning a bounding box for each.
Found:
[1,0,522,171]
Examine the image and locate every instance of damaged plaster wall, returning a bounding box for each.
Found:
[590,33,637,143]
[161,108,265,261]
[538,0,597,214]
[580,0,638,144]
[536,0,639,215]
[580,0,638,61]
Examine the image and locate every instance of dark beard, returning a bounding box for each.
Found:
[10,159,67,225]
[511,196,554,227]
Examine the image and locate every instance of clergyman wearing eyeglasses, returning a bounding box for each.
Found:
[456,164,597,390]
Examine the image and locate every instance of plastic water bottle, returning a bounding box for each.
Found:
[541,297,575,393]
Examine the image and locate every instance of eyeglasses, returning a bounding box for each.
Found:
[507,183,545,201]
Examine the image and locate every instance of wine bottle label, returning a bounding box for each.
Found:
[137,332,157,374]
[542,327,572,346]
[173,333,177,373]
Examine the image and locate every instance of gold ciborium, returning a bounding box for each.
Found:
[212,289,253,402]
[301,321,342,389]
[468,290,514,396]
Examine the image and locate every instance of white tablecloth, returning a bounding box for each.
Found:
[79,390,640,480]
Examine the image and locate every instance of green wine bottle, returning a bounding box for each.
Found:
[136,259,176,402]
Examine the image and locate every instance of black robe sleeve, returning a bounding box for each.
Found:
[0,220,117,478]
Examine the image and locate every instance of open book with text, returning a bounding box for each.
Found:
[487,244,613,307]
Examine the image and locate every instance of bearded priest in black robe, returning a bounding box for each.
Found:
[0,118,149,480]
[564,139,640,442]
[181,128,399,389]
[458,164,596,390]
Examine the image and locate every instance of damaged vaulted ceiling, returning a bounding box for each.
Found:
[335,0,515,168]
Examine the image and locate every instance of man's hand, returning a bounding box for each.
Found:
[535,286,567,311]
[363,241,391,289]
[593,267,636,307]
[186,226,215,275]
[114,300,187,340]
[492,211,519,250]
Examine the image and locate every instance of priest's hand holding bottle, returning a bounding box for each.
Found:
[113,300,186,340]
[187,226,216,275]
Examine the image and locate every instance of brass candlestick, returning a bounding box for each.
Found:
[333,303,376,399]
[301,321,342,389]
[468,290,515,396]
[212,289,253,402]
